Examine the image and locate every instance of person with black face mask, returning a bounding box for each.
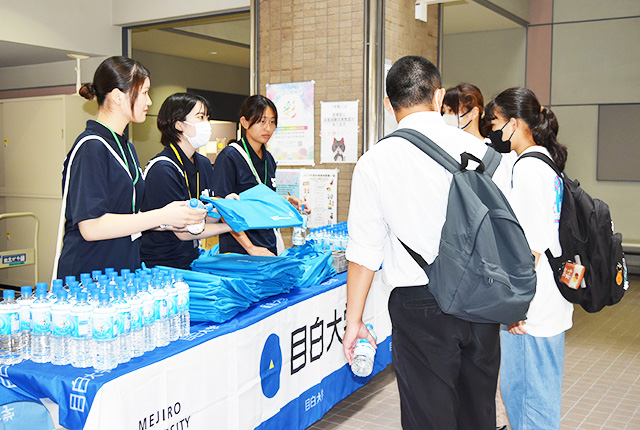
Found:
[485,87,572,430]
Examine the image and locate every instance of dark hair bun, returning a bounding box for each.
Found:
[78,83,96,100]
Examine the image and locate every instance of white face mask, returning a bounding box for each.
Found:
[442,113,458,128]
[183,120,212,149]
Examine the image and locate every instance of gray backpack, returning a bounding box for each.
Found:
[389,129,537,325]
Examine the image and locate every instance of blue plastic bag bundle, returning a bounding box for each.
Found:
[201,183,303,232]
[280,240,337,288]
[155,267,255,323]
[190,297,250,324]
[190,253,303,296]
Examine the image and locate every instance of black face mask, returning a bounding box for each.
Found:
[489,121,515,153]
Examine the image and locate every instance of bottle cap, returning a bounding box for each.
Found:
[52,279,63,288]
[189,198,199,208]
[20,286,32,296]
[3,290,15,300]
[77,292,88,302]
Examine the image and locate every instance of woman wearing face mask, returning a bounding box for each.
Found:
[54,57,206,279]
[441,83,487,141]
[211,94,309,256]
[486,87,573,430]
[140,93,233,269]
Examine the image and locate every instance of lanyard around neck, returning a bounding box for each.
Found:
[96,120,140,212]
[170,143,200,199]
[241,137,267,184]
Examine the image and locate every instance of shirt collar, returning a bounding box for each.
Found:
[397,111,445,129]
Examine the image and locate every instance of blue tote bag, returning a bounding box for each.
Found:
[201,184,303,232]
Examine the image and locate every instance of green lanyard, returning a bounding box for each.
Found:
[96,120,140,212]
[241,137,267,184]
[170,143,200,199]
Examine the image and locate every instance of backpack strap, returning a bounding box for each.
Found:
[481,146,502,176]
[389,129,462,174]
[515,151,562,177]
[390,128,494,175]
[398,238,433,275]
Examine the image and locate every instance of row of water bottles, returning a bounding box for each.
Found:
[0,267,191,371]
[307,221,349,251]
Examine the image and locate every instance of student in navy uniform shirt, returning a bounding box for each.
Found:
[55,57,206,279]
[141,93,233,269]
[211,95,309,255]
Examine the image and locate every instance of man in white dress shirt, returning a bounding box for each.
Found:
[343,56,508,430]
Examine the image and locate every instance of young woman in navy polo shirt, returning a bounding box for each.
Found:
[55,57,206,279]
[141,93,233,269]
[211,95,309,255]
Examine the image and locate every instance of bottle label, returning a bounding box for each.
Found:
[31,308,52,334]
[92,315,115,340]
[0,311,20,335]
[354,339,375,359]
[116,310,131,335]
[52,312,72,336]
[177,292,190,313]
[154,298,168,320]
[167,295,177,316]
[71,314,92,338]
[142,301,155,325]
[19,306,31,331]
[130,306,143,330]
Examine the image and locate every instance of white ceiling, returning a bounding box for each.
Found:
[442,1,523,34]
[0,3,524,70]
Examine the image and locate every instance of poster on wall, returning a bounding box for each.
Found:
[276,169,338,228]
[266,81,315,166]
[320,100,359,163]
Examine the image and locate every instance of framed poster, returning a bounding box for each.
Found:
[320,100,359,163]
[266,81,315,166]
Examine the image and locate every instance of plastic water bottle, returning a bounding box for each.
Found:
[50,290,72,365]
[17,286,34,360]
[93,292,117,371]
[64,275,76,291]
[292,204,308,246]
[186,198,206,234]
[351,324,377,377]
[30,289,51,363]
[152,280,170,347]
[0,290,23,365]
[174,274,191,339]
[138,282,156,352]
[70,292,93,368]
[113,289,132,364]
[164,276,179,342]
[126,286,144,358]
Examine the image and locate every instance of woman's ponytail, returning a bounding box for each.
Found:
[532,105,567,171]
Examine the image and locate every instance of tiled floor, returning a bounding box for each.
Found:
[309,275,640,429]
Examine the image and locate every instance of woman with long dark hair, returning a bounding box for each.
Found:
[54,57,206,278]
[486,87,573,430]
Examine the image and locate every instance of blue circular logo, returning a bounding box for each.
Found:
[260,334,282,398]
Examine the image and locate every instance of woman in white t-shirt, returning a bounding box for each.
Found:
[486,87,573,430]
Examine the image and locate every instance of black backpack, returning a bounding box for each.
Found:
[515,152,629,312]
[390,129,537,325]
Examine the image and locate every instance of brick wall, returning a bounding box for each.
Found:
[258,0,439,236]
[259,0,364,227]
[385,2,439,64]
